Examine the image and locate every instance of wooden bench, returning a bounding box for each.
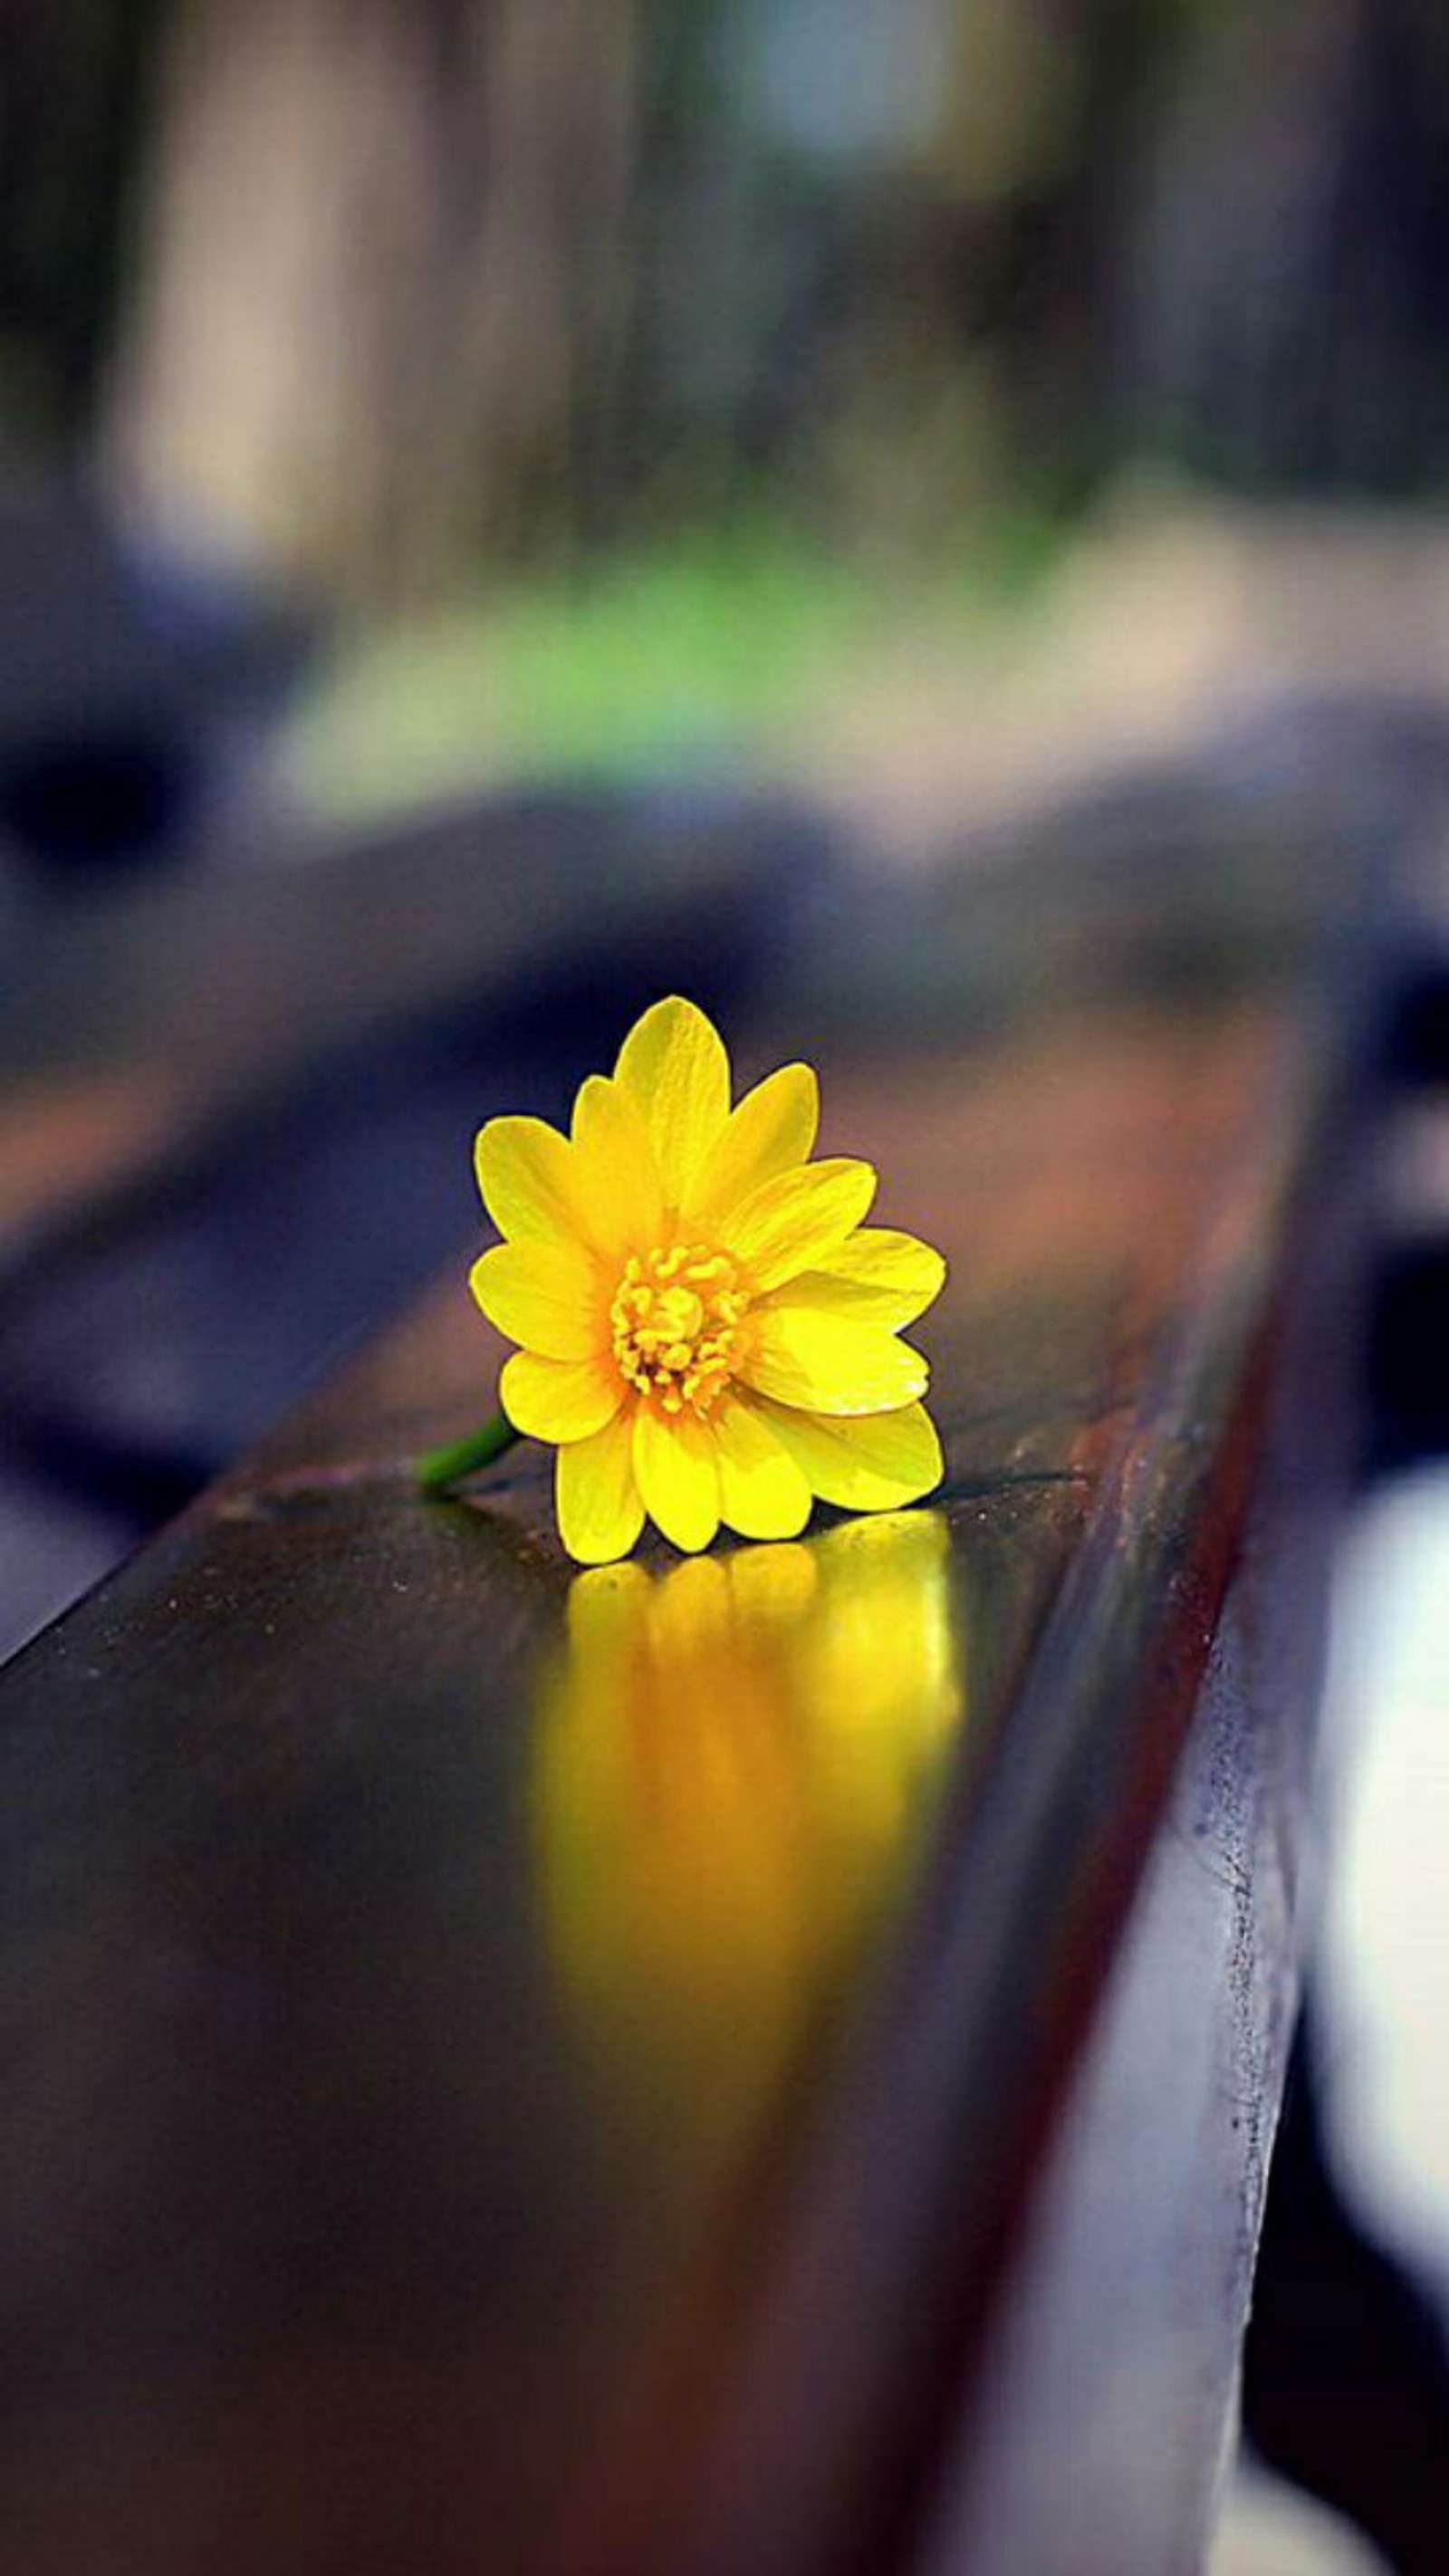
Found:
[0,762,1373,2571]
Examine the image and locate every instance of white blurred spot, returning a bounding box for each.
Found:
[1210,2458,1389,2576]
[1318,1466,1449,2301]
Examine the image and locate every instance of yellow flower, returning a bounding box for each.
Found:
[470,995,946,1562]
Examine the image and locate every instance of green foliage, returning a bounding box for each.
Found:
[284,513,1062,818]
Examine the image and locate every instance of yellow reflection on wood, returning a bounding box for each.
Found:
[533,1513,966,2149]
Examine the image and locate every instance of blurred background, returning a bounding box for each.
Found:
[5,4,1449,2571]
[6,0,1449,821]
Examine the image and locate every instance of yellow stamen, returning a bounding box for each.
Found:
[611,1243,747,1417]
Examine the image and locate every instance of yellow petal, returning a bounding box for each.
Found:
[719,1158,877,1293]
[738,1309,927,1414]
[475,1115,596,1249]
[633,1405,720,1553]
[794,1228,946,1328]
[470,1240,601,1360]
[713,1396,813,1541]
[614,997,731,1205]
[569,1074,666,1257]
[557,1411,645,1564]
[501,1350,622,1443]
[686,1062,819,1224]
[756,1398,944,1511]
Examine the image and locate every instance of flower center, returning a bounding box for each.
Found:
[610,1242,747,1417]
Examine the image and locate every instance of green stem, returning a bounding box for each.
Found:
[417,1410,523,1494]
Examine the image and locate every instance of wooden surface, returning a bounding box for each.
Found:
[0,829,1359,2575]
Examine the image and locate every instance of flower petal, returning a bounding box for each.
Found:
[633,1405,720,1553]
[501,1350,622,1443]
[569,1074,666,1257]
[470,1240,601,1360]
[557,1411,645,1564]
[719,1158,877,1293]
[737,1309,927,1414]
[755,1398,944,1511]
[714,1396,813,1541]
[686,1062,819,1224]
[475,1115,596,1249]
[615,997,731,1205]
[793,1228,946,1328]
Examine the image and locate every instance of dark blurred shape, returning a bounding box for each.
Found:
[1368,1246,1449,1476]
[4,732,190,869]
[0,479,307,872]
[0,0,163,439]
[1244,2027,1449,2576]
[1128,0,1449,491]
[1382,962,1449,1091]
[1365,919,1449,1474]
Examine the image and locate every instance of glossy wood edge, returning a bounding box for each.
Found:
[657,1031,1347,2576]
